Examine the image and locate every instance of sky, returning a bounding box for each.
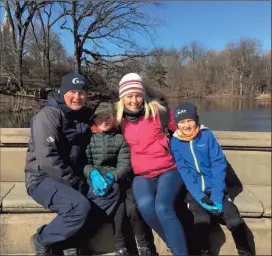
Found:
[1,1,271,55]
[152,1,271,51]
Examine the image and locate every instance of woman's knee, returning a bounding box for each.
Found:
[155,202,176,221]
[136,196,156,219]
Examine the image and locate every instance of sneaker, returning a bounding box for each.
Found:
[63,248,78,255]
[30,234,52,256]
[115,247,130,256]
[237,249,254,256]
[138,247,159,256]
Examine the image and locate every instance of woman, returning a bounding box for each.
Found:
[115,73,188,256]
[25,72,98,255]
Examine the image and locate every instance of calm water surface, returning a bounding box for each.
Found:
[168,98,271,132]
[0,98,271,132]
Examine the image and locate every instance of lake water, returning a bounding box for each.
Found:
[0,98,271,132]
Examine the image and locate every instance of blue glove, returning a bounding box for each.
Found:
[105,172,115,186]
[200,202,219,214]
[214,202,223,216]
[102,172,115,195]
[89,169,108,196]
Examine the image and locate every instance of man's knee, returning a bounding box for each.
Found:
[55,191,91,226]
[74,197,91,219]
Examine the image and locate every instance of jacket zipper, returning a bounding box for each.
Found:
[189,140,205,192]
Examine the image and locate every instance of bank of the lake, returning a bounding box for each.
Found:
[0,97,271,132]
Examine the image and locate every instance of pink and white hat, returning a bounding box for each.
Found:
[119,73,145,99]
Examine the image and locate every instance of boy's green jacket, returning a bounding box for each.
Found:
[84,129,132,181]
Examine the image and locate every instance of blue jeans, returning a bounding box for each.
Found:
[132,170,188,256]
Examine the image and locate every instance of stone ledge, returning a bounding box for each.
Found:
[0,214,271,255]
[1,182,49,212]
[245,185,271,217]
[1,182,270,218]
[1,129,271,147]
[0,182,15,207]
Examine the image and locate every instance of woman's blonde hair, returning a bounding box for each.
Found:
[115,95,166,124]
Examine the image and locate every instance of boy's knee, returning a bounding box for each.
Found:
[226,216,243,231]
[127,205,141,220]
[194,213,211,226]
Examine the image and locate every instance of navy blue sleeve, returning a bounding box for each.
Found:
[170,138,206,202]
[31,108,77,184]
[208,132,227,204]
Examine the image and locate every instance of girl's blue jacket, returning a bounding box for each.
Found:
[170,126,227,204]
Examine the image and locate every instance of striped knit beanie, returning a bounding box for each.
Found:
[119,73,145,99]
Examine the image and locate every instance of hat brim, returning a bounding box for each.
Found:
[90,110,114,121]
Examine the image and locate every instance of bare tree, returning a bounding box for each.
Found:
[227,38,262,96]
[27,2,68,85]
[3,0,49,90]
[59,0,158,72]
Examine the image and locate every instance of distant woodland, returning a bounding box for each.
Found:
[1,1,271,98]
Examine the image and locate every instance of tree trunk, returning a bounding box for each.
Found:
[74,47,81,73]
[45,30,51,86]
[40,51,45,68]
[15,46,24,90]
[239,74,243,96]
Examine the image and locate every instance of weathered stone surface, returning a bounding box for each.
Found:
[1,182,267,217]
[210,218,271,256]
[1,149,271,185]
[0,182,14,208]
[213,131,271,147]
[224,150,271,186]
[1,129,271,147]
[0,147,27,181]
[0,128,30,144]
[1,182,48,212]
[0,213,55,255]
[246,185,271,217]
[228,186,264,217]
[0,213,270,255]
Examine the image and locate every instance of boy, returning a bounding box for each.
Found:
[170,102,253,256]
[84,102,157,256]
